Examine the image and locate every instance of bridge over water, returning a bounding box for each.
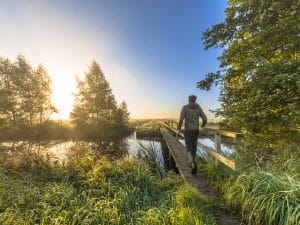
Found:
[160,121,243,225]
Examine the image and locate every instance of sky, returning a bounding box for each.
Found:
[0,0,227,119]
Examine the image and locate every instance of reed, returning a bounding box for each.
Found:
[136,142,165,178]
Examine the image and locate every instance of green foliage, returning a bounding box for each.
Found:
[197,158,233,192]
[130,119,163,129]
[226,172,300,225]
[136,142,164,178]
[198,0,300,153]
[0,156,216,225]
[198,160,300,225]
[0,56,56,127]
[173,186,216,225]
[130,119,162,139]
[0,121,72,140]
[71,61,130,138]
[116,101,130,125]
[0,56,132,140]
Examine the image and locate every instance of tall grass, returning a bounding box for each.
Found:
[226,172,300,225]
[0,156,217,225]
[136,142,165,178]
[198,159,300,225]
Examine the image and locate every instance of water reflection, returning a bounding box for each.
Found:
[68,140,129,160]
[0,136,163,172]
[177,135,236,159]
[0,134,236,175]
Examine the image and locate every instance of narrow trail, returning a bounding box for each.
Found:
[193,173,242,225]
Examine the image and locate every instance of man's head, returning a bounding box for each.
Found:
[188,95,197,103]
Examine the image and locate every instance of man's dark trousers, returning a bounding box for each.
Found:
[184,129,199,168]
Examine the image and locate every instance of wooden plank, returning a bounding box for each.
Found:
[161,122,184,138]
[215,133,221,166]
[210,151,236,170]
[197,142,236,170]
[160,128,199,187]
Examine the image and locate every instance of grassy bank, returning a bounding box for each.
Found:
[197,158,300,225]
[0,121,133,141]
[130,119,162,140]
[0,156,216,225]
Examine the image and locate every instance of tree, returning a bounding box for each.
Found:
[0,55,56,127]
[71,61,119,130]
[34,65,57,124]
[14,55,35,125]
[198,0,300,154]
[115,101,130,125]
[0,58,18,126]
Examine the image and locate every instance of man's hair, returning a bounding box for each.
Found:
[189,95,197,103]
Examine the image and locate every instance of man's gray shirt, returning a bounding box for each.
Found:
[177,103,207,130]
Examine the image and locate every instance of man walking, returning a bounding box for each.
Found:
[177,95,207,174]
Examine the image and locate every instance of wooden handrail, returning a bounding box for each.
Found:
[164,121,243,138]
[161,121,237,170]
[203,127,243,139]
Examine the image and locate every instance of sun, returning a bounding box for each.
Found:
[50,72,77,120]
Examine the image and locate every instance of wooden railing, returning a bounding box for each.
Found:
[162,121,243,170]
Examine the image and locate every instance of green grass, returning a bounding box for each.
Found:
[136,141,165,178]
[197,159,300,225]
[226,172,300,225]
[0,156,216,225]
[129,119,163,140]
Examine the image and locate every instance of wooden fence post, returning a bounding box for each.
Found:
[161,138,169,171]
[215,133,221,166]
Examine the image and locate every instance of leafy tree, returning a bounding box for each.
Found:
[198,0,300,155]
[0,58,18,126]
[115,101,130,125]
[0,55,56,127]
[71,61,121,131]
[13,56,37,125]
[34,65,57,124]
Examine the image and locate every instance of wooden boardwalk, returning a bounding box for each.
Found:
[160,127,241,225]
[160,128,199,186]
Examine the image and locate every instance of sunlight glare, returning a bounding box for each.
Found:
[51,72,76,120]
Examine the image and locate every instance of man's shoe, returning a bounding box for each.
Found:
[191,165,197,175]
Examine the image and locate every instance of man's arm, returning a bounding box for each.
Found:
[199,106,207,127]
[177,106,185,130]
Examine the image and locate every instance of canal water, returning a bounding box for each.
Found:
[0,131,235,173]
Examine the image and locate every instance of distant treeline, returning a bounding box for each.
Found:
[0,56,132,140]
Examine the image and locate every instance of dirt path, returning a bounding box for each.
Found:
[193,173,242,225]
